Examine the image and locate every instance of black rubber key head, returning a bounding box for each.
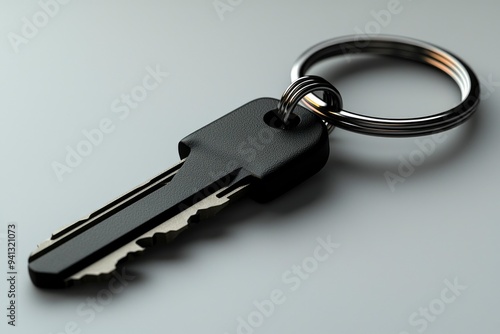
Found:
[178,98,330,202]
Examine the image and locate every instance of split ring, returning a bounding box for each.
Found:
[290,35,480,137]
[277,75,342,133]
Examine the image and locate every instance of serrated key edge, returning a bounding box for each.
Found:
[65,183,248,284]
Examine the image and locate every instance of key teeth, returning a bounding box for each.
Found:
[132,186,241,248]
[67,242,145,284]
[69,271,115,287]
[70,255,139,286]
[66,184,248,286]
[70,226,188,285]
[136,225,188,248]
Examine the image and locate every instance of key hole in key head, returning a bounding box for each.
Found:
[264,109,301,130]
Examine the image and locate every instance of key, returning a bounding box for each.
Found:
[28,98,330,288]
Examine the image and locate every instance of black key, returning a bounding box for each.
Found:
[28,98,329,288]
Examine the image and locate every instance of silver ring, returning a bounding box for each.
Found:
[277,75,343,133]
[291,35,481,137]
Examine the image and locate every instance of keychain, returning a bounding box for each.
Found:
[28,35,480,288]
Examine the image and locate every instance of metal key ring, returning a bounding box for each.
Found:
[290,35,481,137]
[277,75,343,133]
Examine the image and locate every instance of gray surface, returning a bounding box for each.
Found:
[1,1,499,333]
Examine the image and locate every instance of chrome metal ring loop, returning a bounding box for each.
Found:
[277,75,343,133]
[291,35,480,137]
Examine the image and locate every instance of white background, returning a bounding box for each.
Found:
[1,1,499,333]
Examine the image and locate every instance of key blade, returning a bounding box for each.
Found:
[28,154,251,288]
[66,182,249,285]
